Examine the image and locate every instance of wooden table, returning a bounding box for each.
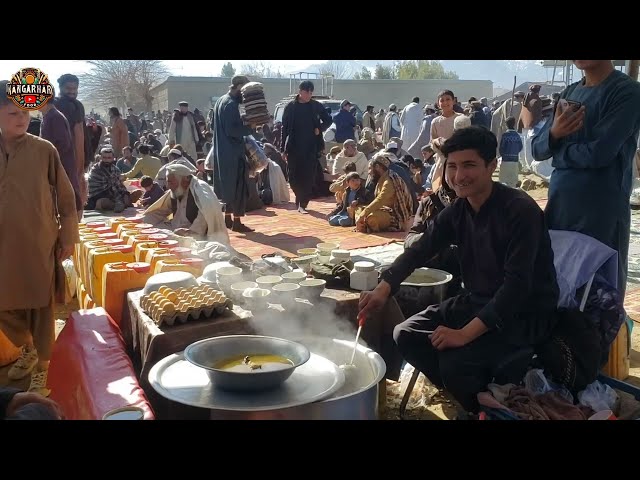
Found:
[123,286,405,418]
[123,290,254,381]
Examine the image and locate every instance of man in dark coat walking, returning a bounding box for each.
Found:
[281,80,332,214]
[212,75,255,232]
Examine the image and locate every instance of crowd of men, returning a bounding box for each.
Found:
[2,60,640,419]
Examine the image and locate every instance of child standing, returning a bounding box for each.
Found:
[498,116,523,188]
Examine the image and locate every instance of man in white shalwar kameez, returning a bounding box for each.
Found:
[399,97,422,151]
[168,101,200,160]
[382,104,402,145]
[144,164,229,245]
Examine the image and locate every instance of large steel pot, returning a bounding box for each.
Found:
[383,267,453,318]
[208,337,386,420]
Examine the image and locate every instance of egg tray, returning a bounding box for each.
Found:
[140,285,233,327]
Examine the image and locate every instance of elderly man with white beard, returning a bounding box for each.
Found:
[143,163,229,244]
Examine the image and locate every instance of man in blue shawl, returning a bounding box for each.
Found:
[532,60,640,298]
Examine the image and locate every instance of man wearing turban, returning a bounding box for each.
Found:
[143,163,229,244]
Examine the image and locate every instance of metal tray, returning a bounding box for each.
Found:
[149,352,345,412]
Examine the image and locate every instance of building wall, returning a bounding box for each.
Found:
[150,76,493,115]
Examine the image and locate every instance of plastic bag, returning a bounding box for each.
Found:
[63,258,77,300]
[244,135,268,174]
[397,363,438,410]
[578,380,619,412]
[547,380,575,404]
[191,241,232,262]
[250,255,291,277]
[323,127,336,142]
[524,368,553,395]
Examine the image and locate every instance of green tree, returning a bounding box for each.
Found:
[353,66,372,80]
[374,63,396,79]
[220,62,236,77]
[396,60,459,80]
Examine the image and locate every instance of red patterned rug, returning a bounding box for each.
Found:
[228,193,404,259]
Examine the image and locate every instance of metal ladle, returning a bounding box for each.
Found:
[340,315,365,370]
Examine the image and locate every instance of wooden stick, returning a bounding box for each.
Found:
[509,75,517,117]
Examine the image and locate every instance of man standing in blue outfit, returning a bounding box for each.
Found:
[532,60,640,298]
[333,99,356,143]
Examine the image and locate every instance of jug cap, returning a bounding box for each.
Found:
[169,247,192,257]
[159,240,179,248]
[183,257,204,265]
[102,239,125,246]
[127,262,151,273]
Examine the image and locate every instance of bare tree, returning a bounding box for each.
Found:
[318,60,352,79]
[80,60,170,113]
[132,61,171,111]
[238,61,281,78]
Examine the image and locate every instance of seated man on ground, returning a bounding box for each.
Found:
[410,158,430,194]
[139,175,165,209]
[262,143,288,182]
[389,137,410,158]
[155,148,196,189]
[116,146,137,174]
[421,144,436,166]
[143,163,229,244]
[195,159,207,181]
[1,387,63,420]
[382,142,420,211]
[123,144,162,180]
[332,139,368,179]
[325,145,342,176]
[328,172,366,227]
[258,156,290,205]
[86,147,143,212]
[359,127,559,413]
[358,127,379,159]
[355,153,414,233]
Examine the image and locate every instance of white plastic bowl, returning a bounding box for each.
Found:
[143,271,198,295]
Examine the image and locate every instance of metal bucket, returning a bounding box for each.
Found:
[383,267,453,318]
[208,337,386,420]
